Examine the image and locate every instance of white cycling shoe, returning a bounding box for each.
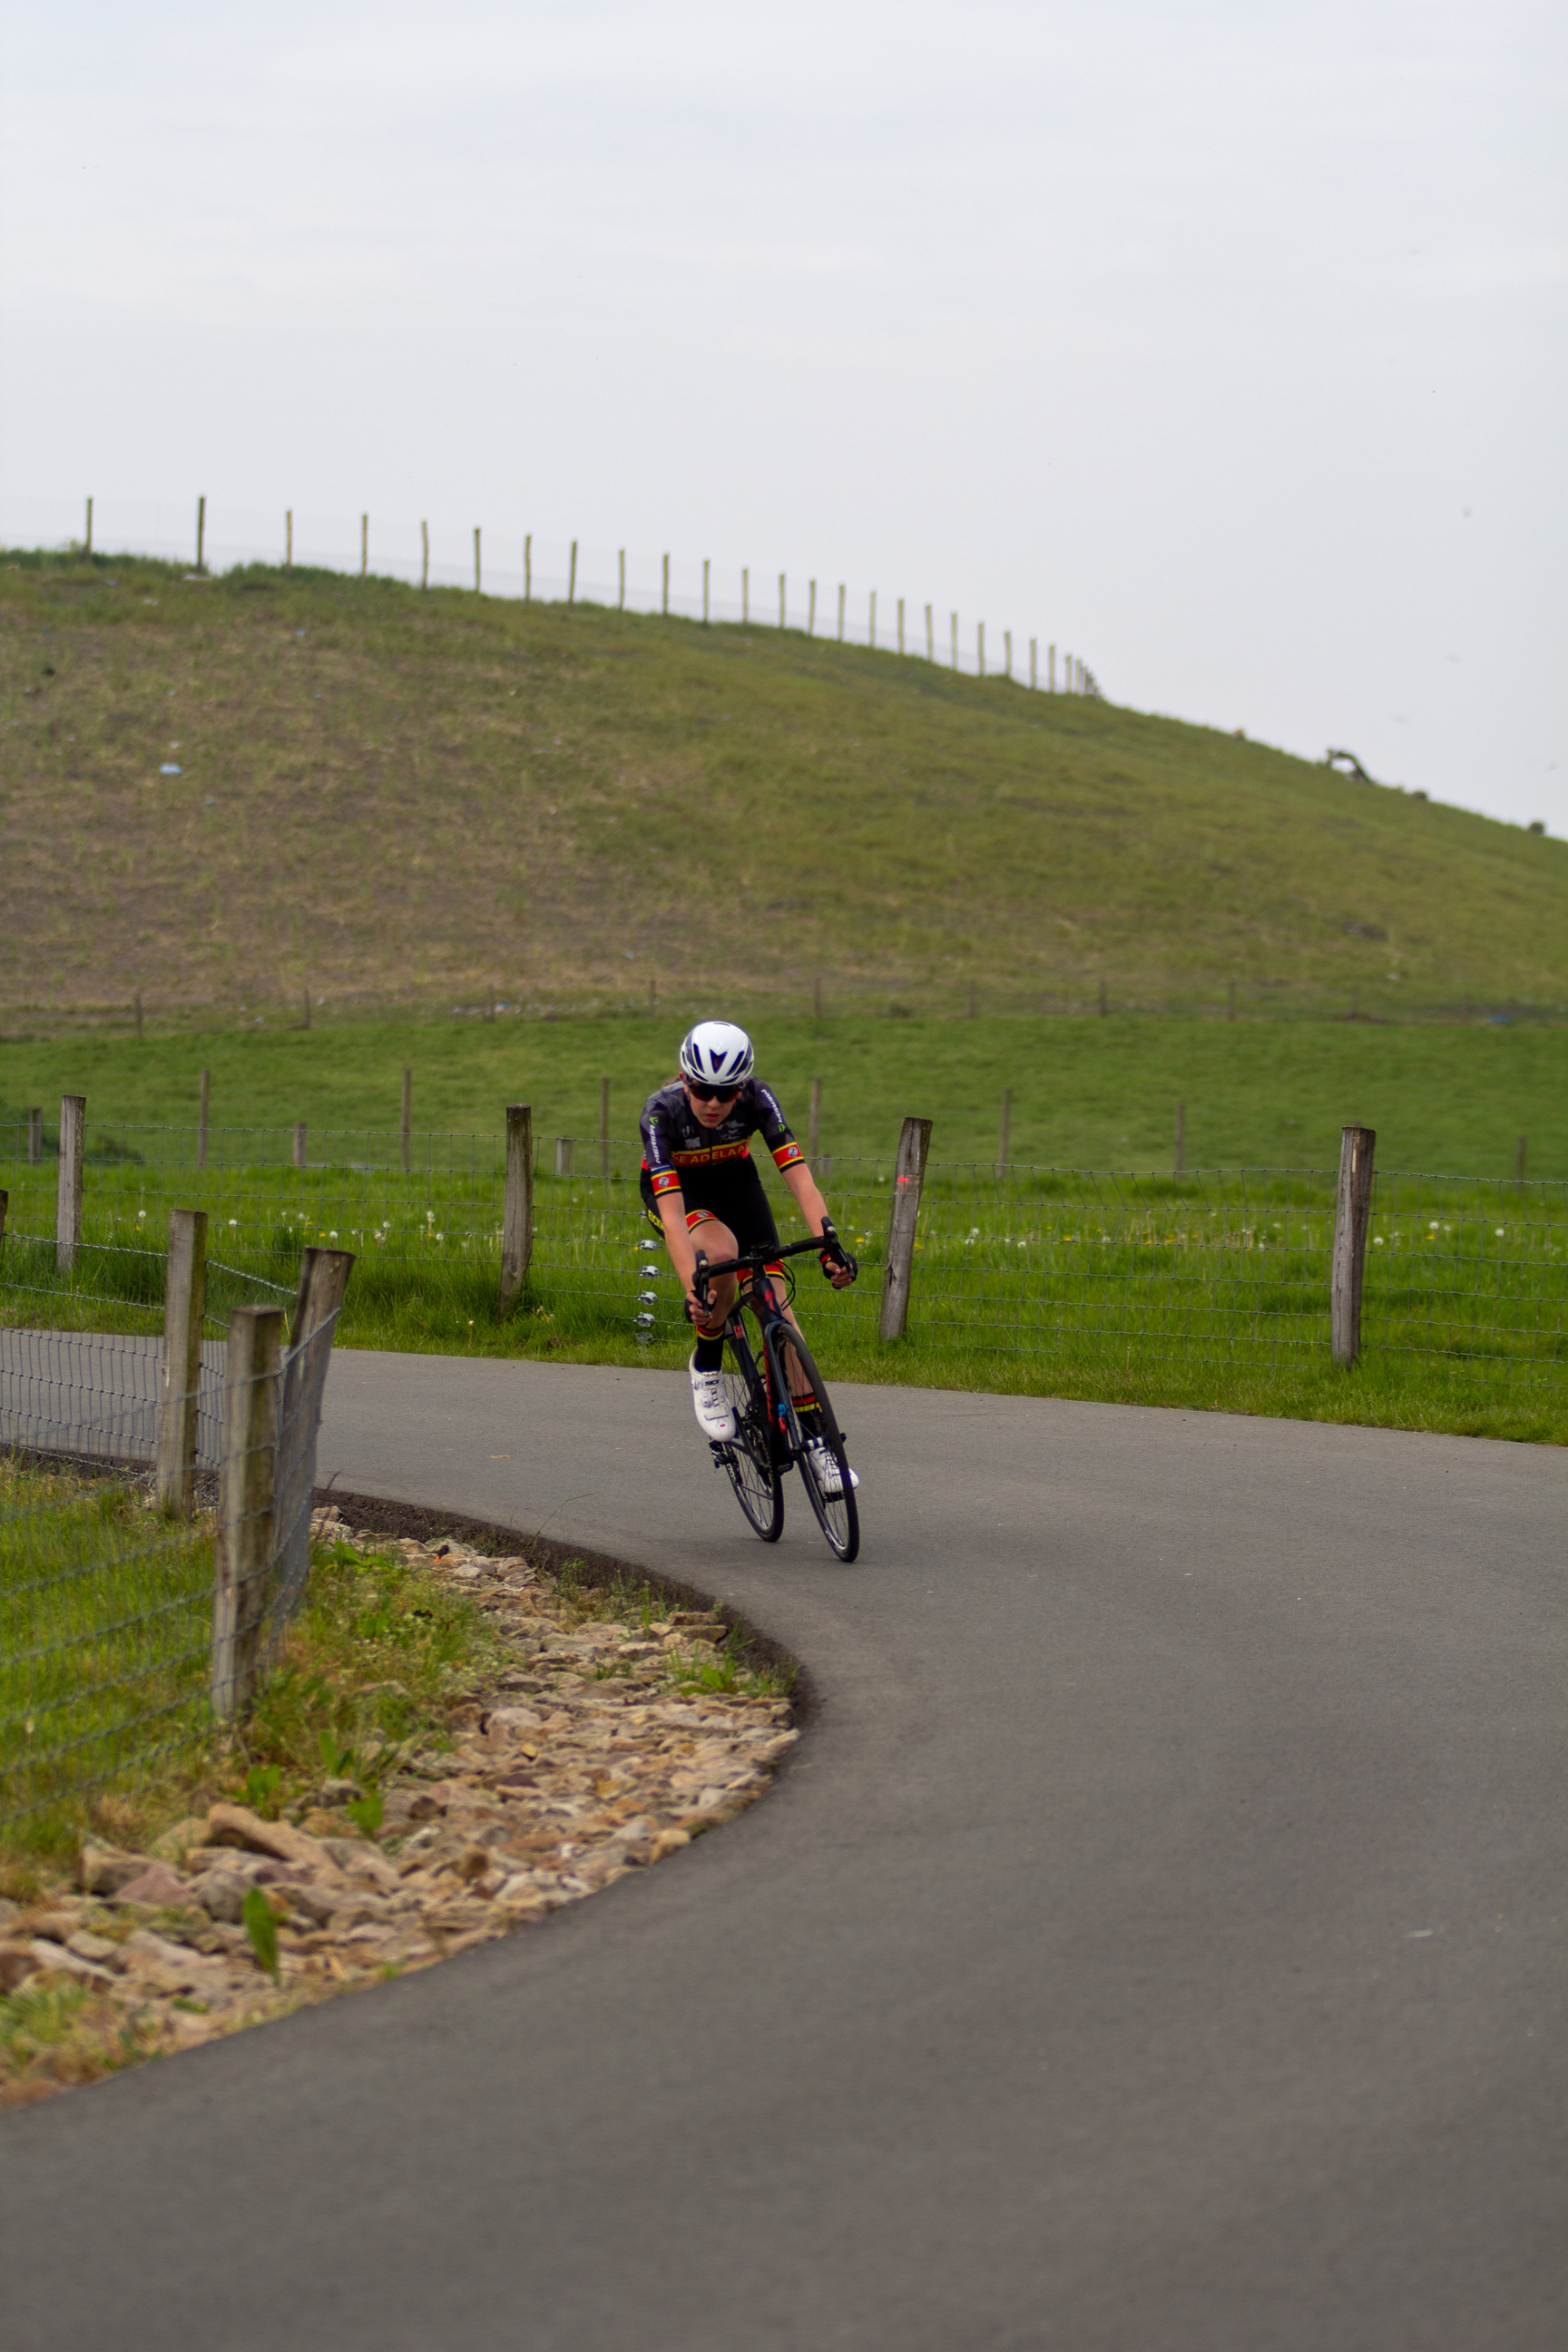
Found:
[805,1436,859,1495]
[690,1355,737,1441]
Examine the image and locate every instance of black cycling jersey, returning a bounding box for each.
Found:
[638,1077,804,1205]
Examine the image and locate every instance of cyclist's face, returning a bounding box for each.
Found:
[683,1080,740,1128]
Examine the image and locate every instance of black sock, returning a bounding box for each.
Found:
[694,1333,725,1372]
[794,1396,821,1431]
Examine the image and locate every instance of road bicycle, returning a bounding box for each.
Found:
[691,1229,859,1563]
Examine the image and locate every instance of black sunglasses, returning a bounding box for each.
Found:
[686,1081,741,1102]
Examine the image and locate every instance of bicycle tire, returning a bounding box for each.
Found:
[769,1322,859,1563]
[716,1316,784,1542]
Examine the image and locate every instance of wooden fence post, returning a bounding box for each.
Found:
[926,604,934,661]
[360,514,368,580]
[211,1303,282,1722]
[1330,1124,1376,1367]
[196,495,206,573]
[555,1137,573,1178]
[977,622,985,678]
[779,573,786,628]
[56,1094,84,1271]
[897,596,905,655]
[293,1122,307,1171]
[292,1243,355,1347]
[27,1107,42,1166]
[569,540,577,604]
[1515,1134,1527,1187]
[400,1067,412,1173]
[996,1088,1011,1178]
[1004,629,1012,679]
[662,554,670,616]
[599,1076,611,1177]
[500,1104,534,1308]
[1048,644,1056,691]
[157,1209,207,1514]
[879,1117,933,1342]
[808,580,817,635]
[838,583,846,641]
[198,1068,210,1170]
[84,495,93,558]
[0,1188,7,1243]
[1030,638,1037,690]
[619,549,626,610]
[808,1078,822,1162]
[475,527,482,593]
[1174,1101,1185,1178]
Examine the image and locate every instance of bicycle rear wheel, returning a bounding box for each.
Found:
[716,1317,783,1542]
[770,1324,859,1563]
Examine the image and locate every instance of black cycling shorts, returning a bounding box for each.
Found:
[640,1155,781,1263]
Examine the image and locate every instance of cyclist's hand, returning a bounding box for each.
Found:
[818,1220,858,1288]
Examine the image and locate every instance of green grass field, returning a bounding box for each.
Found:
[4,1005,1565,1180]
[3,547,1563,1024]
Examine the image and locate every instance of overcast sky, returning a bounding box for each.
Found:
[3,0,1563,832]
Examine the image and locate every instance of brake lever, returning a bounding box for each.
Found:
[690,1247,712,1319]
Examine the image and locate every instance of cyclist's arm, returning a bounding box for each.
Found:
[781,1162,856,1287]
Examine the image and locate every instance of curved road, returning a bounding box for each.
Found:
[9,1357,1564,2350]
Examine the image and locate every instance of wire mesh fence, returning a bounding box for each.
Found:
[1,1202,345,1836]
[5,1123,1561,1384]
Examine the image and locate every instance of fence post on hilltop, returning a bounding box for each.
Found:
[400,1068,412,1173]
[1004,630,1012,679]
[599,1076,611,1178]
[926,603,934,662]
[569,541,577,604]
[211,1303,282,1722]
[662,555,670,616]
[1049,643,1056,691]
[500,1104,534,1309]
[978,622,985,677]
[198,1068,211,1170]
[1030,638,1037,690]
[475,528,482,593]
[838,584,846,642]
[293,1122,307,1171]
[619,549,626,610]
[419,521,427,590]
[27,1106,42,1165]
[56,1094,84,1271]
[1515,1135,1527,1188]
[196,495,206,573]
[996,1088,1011,1178]
[808,580,816,636]
[1174,1101,1185,1178]
[1330,1124,1376,1368]
[808,1078,822,1162]
[951,613,958,671]
[84,496,93,558]
[157,1208,207,1515]
[879,1116,933,1343]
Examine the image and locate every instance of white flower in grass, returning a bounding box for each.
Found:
[328,1230,338,1239]
[229,1219,238,1228]
[1373,1236,1386,1246]
[1495,1227,1505,1237]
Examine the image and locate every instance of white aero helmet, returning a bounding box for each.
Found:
[679,1020,755,1090]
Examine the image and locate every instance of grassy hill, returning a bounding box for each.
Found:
[2,548,1563,1020]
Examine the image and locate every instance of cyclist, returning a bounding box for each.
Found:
[639,1020,859,1490]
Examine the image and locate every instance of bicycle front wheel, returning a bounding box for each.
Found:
[717,1317,784,1542]
[770,1324,859,1563]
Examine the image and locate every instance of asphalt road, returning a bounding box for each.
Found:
[8,1355,1564,2351]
